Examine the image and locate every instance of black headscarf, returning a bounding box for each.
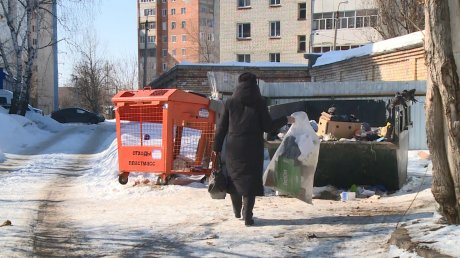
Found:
[232,72,263,106]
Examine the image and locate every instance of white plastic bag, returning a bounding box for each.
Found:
[263,111,320,204]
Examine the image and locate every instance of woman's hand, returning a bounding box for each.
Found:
[287,116,295,124]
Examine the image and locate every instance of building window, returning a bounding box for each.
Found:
[181,7,186,14]
[172,35,176,43]
[162,22,167,30]
[200,18,207,26]
[207,33,214,41]
[238,0,250,8]
[237,54,251,63]
[162,49,167,57]
[269,21,280,37]
[237,23,251,39]
[298,35,306,52]
[298,3,306,20]
[181,21,186,28]
[162,35,167,42]
[312,45,361,53]
[172,49,176,56]
[313,9,378,31]
[163,63,167,71]
[171,21,176,29]
[162,8,167,17]
[171,8,176,15]
[148,22,156,29]
[144,8,156,16]
[140,35,154,44]
[270,0,280,6]
[182,48,186,56]
[140,48,157,57]
[269,53,280,62]
[182,34,187,42]
[162,0,166,3]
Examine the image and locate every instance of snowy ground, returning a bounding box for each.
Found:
[0,108,459,257]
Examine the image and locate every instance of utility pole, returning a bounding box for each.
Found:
[142,19,149,87]
[333,1,348,51]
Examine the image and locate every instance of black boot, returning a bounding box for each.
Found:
[230,194,242,218]
[243,195,255,226]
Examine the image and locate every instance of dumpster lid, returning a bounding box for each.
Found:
[112,89,210,105]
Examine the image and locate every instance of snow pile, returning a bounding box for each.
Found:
[0,112,49,153]
[25,112,65,132]
[404,215,460,257]
[314,31,424,67]
[0,106,65,154]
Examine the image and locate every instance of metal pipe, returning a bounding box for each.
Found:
[142,19,149,87]
[333,1,348,51]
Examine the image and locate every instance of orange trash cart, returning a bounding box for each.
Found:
[112,89,216,185]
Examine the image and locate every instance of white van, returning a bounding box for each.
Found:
[0,89,44,115]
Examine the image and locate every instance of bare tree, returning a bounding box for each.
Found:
[71,32,109,114]
[374,0,424,39]
[0,0,94,116]
[184,21,219,63]
[110,54,138,92]
[425,0,460,224]
[0,0,53,115]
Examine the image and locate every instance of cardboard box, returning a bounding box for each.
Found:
[317,112,361,139]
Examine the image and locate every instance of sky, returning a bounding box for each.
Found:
[58,0,138,87]
[0,106,459,256]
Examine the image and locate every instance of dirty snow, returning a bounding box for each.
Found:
[0,110,459,257]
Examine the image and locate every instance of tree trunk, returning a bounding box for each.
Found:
[425,0,460,224]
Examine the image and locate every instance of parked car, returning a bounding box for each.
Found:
[1,104,44,115]
[51,108,105,124]
[0,89,44,115]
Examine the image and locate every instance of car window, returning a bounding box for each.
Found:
[76,109,85,114]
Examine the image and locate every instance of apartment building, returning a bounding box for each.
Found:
[137,0,217,87]
[218,0,311,64]
[311,0,382,53]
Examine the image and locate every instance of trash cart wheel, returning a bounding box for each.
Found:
[156,174,176,185]
[118,172,129,185]
[200,175,209,184]
[156,175,168,185]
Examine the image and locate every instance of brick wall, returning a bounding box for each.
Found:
[150,64,310,96]
[310,46,426,82]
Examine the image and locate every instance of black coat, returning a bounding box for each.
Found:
[213,77,287,196]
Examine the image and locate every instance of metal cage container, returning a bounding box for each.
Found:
[112,89,216,185]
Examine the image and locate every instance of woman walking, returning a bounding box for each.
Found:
[213,72,293,226]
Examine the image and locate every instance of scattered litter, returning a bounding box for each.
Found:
[340,191,356,202]
[360,189,376,197]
